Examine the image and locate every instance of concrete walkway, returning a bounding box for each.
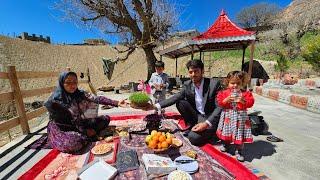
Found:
[248,94,320,180]
[1,92,319,179]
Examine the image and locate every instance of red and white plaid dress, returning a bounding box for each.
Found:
[216,89,254,145]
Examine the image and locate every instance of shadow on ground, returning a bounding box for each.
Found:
[244,140,277,162]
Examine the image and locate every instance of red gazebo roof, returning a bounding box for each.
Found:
[158,10,256,59]
[193,10,255,40]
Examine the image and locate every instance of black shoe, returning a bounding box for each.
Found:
[183,130,190,137]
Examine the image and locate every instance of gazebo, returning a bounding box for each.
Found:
[159,10,256,79]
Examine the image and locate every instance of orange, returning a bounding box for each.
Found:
[165,137,172,144]
[157,143,162,149]
[158,135,166,142]
[161,141,169,148]
[156,132,162,136]
[148,140,157,149]
[152,135,159,143]
[151,130,158,136]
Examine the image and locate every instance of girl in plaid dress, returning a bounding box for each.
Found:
[216,71,254,161]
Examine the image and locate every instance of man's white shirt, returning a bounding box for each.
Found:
[156,78,212,127]
[194,78,205,115]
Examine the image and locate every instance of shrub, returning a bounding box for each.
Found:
[301,35,320,71]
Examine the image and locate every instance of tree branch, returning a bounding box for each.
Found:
[112,45,136,53]
[114,46,136,62]
[132,0,155,44]
[81,14,103,22]
[115,0,142,40]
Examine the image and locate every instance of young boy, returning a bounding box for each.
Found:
[148,61,169,103]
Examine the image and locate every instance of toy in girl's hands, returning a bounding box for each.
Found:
[236,96,246,104]
[230,89,247,104]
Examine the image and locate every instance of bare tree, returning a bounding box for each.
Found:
[236,2,281,29]
[55,0,179,79]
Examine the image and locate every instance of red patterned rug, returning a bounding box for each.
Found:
[19,113,265,180]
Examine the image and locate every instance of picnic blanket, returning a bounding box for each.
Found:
[19,113,265,180]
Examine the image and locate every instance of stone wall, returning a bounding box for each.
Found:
[18,32,51,44]
[254,78,320,114]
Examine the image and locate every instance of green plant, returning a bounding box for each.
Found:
[301,34,320,71]
[274,52,289,77]
[129,92,150,105]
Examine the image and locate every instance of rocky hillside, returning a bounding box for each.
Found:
[278,0,320,27]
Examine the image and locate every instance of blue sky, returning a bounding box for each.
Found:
[0,0,291,44]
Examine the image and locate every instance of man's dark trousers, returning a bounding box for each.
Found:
[176,100,218,146]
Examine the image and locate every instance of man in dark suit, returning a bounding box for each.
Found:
[154,60,222,146]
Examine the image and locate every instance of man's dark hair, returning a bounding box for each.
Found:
[186,60,204,70]
[155,61,165,68]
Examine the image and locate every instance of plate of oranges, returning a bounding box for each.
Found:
[145,130,174,152]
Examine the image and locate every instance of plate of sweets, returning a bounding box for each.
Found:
[129,122,147,132]
[145,130,174,152]
[168,170,193,180]
[91,143,113,155]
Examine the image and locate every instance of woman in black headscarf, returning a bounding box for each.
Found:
[43,71,128,153]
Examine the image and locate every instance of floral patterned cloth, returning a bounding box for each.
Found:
[23,118,235,180]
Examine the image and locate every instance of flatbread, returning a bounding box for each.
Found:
[91,143,113,155]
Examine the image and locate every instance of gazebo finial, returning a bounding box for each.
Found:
[220,9,226,16]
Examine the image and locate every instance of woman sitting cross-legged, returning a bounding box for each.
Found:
[42,71,128,153]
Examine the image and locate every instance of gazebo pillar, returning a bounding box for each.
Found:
[199,51,202,61]
[160,55,163,61]
[175,57,178,77]
[241,47,246,71]
[248,41,255,83]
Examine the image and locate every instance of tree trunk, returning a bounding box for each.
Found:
[143,46,157,81]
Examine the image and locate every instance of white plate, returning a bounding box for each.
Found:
[78,158,117,180]
[174,156,198,174]
[168,170,192,180]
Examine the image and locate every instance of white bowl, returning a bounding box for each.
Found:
[168,170,192,180]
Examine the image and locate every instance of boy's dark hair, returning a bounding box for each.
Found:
[155,61,165,68]
[186,60,204,70]
[223,71,250,88]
